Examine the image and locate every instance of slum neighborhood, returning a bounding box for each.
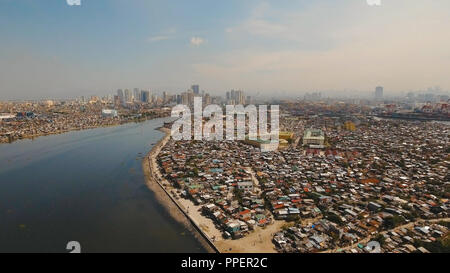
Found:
[0,100,169,143]
[157,110,449,252]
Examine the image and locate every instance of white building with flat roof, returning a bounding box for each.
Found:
[303,129,325,146]
[101,109,118,118]
[0,114,16,120]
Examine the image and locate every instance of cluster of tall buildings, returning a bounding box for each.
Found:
[176,84,216,106]
[304,92,322,101]
[179,85,251,107]
[113,84,251,108]
[116,88,152,105]
[226,90,248,105]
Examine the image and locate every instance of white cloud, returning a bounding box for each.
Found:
[147,27,177,43]
[190,37,205,46]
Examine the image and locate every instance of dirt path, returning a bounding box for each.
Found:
[215,220,286,253]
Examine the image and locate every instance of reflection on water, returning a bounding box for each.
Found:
[0,118,205,253]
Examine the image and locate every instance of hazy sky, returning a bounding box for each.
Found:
[0,0,449,100]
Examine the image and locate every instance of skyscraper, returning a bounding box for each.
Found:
[114,95,120,106]
[141,90,150,103]
[204,93,211,105]
[133,88,141,102]
[191,84,200,95]
[117,89,124,104]
[375,86,384,100]
[124,89,132,103]
[227,89,245,105]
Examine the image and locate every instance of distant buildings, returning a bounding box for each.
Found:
[117,89,124,104]
[113,84,253,108]
[204,93,211,105]
[141,90,150,103]
[124,89,132,103]
[114,95,120,106]
[304,92,322,101]
[191,84,200,95]
[375,86,384,100]
[133,88,141,102]
[227,90,246,105]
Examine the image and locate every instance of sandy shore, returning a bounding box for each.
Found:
[215,220,285,253]
[142,126,288,253]
[142,127,217,253]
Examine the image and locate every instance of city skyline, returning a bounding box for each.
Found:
[1,0,450,100]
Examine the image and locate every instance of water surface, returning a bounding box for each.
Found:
[0,118,205,253]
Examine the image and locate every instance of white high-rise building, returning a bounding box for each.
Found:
[124,89,132,103]
[133,88,141,102]
[227,89,245,105]
[375,86,384,100]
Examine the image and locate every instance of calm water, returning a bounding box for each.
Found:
[0,118,205,253]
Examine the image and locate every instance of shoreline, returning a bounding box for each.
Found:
[0,115,167,144]
[142,127,218,253]
[1,124,119,144]
[142,126,283,253]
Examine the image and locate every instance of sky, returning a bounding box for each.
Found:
[0,0,449,100]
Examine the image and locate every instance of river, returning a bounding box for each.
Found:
[0,118,206,253]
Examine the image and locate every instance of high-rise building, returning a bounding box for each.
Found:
[117,89,124,104]
[204,93,211,105]
[181,92,189,105]
[191,84,200,95]
[114,95,120,106]
[141,90,150,103]
[227,89,245,105]
[124,89,132,103]
[133,88,141,102]
[375,86,384,100]
[187,91,194,106]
